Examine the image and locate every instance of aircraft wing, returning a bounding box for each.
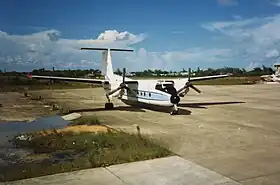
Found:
[189,73,232,82]
[27,74,107,84]
[138,73,232,83]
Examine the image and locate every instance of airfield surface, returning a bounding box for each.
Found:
[30,84,280,185]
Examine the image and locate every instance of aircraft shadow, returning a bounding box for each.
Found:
[129,104,192,115]
[65,101,242,115]
[178,101,245,109]
[68,106,147,113]
[68,105,192,115]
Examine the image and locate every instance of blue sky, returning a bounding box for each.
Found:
[1,0,280,72]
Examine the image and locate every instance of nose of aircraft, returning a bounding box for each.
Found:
[164,86,180,104]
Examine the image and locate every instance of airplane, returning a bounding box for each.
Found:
[27,48,232,115]
[260,64,280,83]
[260,73,280,83]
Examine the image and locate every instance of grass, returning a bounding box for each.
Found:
[1,116,172,182]
[192,76,261,85]
[68,116,101,126]
[0,76,100,92]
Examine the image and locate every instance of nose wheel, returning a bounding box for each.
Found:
[170,103,179,115]
[105,102,114,110]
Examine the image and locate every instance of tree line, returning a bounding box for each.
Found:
[0,65,275,78]
[114,65,275,77]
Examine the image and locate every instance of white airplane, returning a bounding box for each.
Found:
[260,66,280,83]
[27,48,232,115]
[260,73,280,82]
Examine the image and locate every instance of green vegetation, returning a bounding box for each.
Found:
[118,65,275,77]
[0,65,273,92]
[68,115,101,126]
[132,76,260,85]
[0,75,99,92]
[1,116,172,182]
[192,76,260,85]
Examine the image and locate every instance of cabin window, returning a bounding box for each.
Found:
[144,92,146,96]
[140,92,143,96]
[149,93,151,97]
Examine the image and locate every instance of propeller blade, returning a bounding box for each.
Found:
[107,86,122,96]
[189,84,201,93]
[188,68,191,82]
[177,87,185,95]
[118,88,125,98]
[122,68,126,83]
[124,86,137,96]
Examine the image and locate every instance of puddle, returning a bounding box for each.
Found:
[0,115,69,166]
[0,116,69,147]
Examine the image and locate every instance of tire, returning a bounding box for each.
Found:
[105,103,114,109]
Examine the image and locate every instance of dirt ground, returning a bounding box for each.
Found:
[28,84,280,185]
[0,92,55,122]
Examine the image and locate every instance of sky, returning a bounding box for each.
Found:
[1,0,280,72]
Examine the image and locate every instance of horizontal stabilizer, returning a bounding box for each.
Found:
[80,48,134,52]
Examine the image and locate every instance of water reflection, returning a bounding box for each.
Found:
[0,116,69,166]
[0,116,69,147]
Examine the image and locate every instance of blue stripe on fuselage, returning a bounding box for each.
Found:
[122,89,170,101]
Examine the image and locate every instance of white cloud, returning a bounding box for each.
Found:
[246,62,261,71]
[0,29,233,72]
[124,47,233,71]
[269,0,280,6]
[233,15,242,20]
[201,13,280,66]
[265,49,279,58]
[0,29,146,71]
[217,0,238,6]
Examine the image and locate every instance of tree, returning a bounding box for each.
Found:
[114,68,122,75]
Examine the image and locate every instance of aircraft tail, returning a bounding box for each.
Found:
[80,48,133,81]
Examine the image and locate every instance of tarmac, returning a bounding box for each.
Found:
[25,84,280,185]
[1,156,241,185]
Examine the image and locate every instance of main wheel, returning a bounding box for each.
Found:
[170,110,179,115]
[105,103,114,110]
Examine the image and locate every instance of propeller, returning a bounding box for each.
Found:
[106,68,137,97]
[177,68,201,96]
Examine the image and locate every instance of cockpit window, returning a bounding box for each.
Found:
[163,84,173,88]
[155,84,163,90]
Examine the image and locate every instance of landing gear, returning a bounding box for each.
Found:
[170,110,179,115]
[170,104,179,115]
[105,93,114,110]
[105,102,114,110]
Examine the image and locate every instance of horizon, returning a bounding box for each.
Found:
[1,0,280,72]
[0,64,277,73]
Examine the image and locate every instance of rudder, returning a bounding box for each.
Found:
[102,50,114,81]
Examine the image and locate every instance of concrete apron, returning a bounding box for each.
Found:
[1,156,241,185]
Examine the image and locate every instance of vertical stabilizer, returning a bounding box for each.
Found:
[102,49,114,81]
